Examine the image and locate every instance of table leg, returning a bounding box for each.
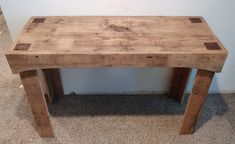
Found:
[180,69,214,134]
[43,69,64,103]
[20,70,54,137]
[38,70,53,104]
[169,68,191,103]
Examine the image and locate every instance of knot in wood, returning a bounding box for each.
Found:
[193,86,200,95]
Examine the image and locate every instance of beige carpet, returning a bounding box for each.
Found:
[0,13,235,144]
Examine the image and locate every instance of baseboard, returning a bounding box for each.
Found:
[65,91,169,96]
[65,90,235,96]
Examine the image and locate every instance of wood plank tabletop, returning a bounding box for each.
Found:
[6,16,228,73]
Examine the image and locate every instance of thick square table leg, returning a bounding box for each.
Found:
[20,70,54,137]
[169,68,191,103]
[43,69,64,103]
[38,70,53,104]
[180,69,214,134]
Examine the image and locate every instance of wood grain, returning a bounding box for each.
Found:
[180,69,214,134]
[169,68,191,103]
[19,70,54,137]
[6,16,227,73]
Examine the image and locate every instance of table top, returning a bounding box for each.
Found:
[6,16,227,73]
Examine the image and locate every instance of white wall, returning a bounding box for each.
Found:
[1,0,235,94]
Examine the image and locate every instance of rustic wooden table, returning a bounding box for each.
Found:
[5,16,227,137]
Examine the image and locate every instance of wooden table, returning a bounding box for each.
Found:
[5,16,227,137]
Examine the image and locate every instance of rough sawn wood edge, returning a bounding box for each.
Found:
[5,52,227,74]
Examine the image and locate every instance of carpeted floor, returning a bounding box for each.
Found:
[0,13,235,144]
